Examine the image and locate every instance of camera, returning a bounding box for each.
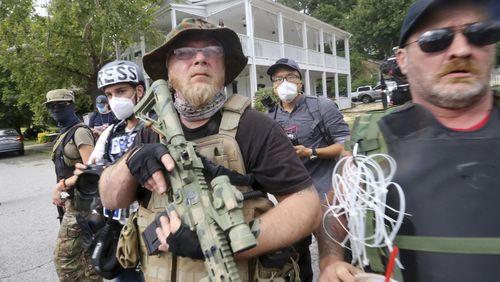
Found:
[75,163,106,199]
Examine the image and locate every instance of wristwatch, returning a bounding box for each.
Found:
[310,148,318,159]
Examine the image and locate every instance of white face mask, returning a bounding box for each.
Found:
[277,81,298,103]
[109,97,135,120]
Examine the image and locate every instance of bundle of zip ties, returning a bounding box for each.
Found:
[323,147,406,268]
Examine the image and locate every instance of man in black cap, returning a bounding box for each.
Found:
[267,58,350,281]
[317,0,500,281]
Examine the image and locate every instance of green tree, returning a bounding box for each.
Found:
[0,0,162,125]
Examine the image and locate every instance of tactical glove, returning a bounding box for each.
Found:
[198,154,255,186]
[167,223,204,259]
[126,144,169,186]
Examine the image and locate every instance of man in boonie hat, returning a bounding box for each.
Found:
[318,0,500,281]
[98,17,321,282]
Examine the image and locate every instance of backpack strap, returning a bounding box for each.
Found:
[219,94,251,138]
[304,96,334,145]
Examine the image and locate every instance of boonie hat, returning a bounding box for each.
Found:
[96,95,108,105]
[45,89,74,104]
[267,58,302,79]
[399,0,495,46]
[142,18,248,86]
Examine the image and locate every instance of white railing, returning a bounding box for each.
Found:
[238,33,348,74]
[254,38,281,59]
[308,50,323,66]
[284,44,306,63]
[337,57,349,71]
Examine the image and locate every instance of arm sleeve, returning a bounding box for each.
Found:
[236,110,313,196]
[319,98,350,144]
[74,127,95,148]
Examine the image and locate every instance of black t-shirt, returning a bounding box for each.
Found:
[135,108,312,195]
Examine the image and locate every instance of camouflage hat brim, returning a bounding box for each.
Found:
[143,19,248,86]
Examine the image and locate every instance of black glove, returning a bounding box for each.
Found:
[126,144,169,185]
[198,154,255,186]
[167,223,204,259]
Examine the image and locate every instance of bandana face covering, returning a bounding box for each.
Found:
[173,91,226,122]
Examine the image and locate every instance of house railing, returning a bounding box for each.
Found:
[239,33,348,72]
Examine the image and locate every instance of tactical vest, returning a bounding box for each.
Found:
[51,123,90,181]
[136,95,292,282]
[104,120,144,163]
[346,93,500,282]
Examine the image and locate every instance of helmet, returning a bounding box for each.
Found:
[142,18,248,86]
[97,60,145,90]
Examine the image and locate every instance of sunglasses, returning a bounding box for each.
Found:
[172,46,224,60]
[46,101,71,110]
[404,21,500,53]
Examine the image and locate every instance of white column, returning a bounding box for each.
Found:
[278,12,284,57]
[170,9,177,28]
[334,73,339,101]
[322,72,327,97]
[319,28,325,67]
[304,69,311,96]
[332,33,337,69]
[345,38,352,100]
[302,21,308,63]
[245,0,257,104]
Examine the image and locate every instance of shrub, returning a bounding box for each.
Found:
[253,87,278,113]
[37,131,53,144]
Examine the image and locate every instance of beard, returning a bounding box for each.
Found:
[170,76,224,108]
[409,59,489,109]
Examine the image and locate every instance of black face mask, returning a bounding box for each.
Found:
[49,104,80,131]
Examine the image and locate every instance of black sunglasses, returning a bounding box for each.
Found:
[404,21,500,53]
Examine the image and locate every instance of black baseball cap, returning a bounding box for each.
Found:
[399,0,496,47]
[267,58,302,79]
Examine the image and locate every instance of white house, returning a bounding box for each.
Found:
[122,0,353,109]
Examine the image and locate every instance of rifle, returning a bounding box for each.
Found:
[134,79,257,282]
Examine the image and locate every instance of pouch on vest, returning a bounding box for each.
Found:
[116,210,140,268]
[254,248,300,282]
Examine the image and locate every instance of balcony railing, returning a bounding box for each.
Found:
[238,34,349,72]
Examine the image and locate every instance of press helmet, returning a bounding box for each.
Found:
[97,60,145,90]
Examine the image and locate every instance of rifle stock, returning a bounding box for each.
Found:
[134,79,257,282]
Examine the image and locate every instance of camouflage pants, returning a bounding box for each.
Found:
[54,201,102,282]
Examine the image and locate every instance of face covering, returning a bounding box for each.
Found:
[97,105,107,114]
[49,104,80,132]
[277,81,298,103]
[109,96,135,120]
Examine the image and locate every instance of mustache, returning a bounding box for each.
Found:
[437,59,481,77]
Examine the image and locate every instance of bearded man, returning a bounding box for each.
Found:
[99,18,321,282]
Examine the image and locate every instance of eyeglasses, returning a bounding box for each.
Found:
[271,74,301,84]
[46,101,71,110]
[171,46,224,60]
[404,21,500,53]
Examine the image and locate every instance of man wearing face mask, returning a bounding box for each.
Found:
[74,60,146,281]
[89,95,117,138]
[268,58,350,199]
[267,58,350,281]
[45,89,99,281]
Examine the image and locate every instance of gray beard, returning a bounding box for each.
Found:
[427,81,486,109]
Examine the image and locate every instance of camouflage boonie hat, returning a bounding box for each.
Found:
[142,18,248,86]
[44,89,74,104]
